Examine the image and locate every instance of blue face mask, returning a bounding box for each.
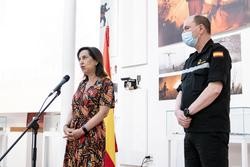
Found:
[181,31,198,47]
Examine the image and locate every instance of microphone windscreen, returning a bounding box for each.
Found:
[64,75,70,81]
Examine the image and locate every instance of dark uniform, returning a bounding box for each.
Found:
[177,39,232,167]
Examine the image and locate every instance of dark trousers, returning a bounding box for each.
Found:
[184,132,229,167]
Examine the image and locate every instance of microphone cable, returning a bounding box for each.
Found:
[140,156,152,167]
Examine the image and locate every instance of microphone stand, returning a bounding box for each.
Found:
[0,90,61,167]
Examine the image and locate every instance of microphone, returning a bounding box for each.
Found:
[49,75,70,96]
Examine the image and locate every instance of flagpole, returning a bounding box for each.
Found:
[103,25,117,167]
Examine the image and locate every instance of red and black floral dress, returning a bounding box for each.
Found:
[63,77,115,167]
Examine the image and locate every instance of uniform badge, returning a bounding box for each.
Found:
[197,59,206,65]
[213,51,224,57]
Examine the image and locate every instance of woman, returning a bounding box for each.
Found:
[63,46,115,167]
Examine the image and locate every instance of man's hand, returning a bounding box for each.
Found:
[175,109,192,128]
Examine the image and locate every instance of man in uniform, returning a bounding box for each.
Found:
[175,15,231,167]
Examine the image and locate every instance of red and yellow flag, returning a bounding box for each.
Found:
[103,25,117,167]
[213,51,224,57]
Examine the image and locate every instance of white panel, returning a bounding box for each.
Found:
[230,107,250,135]
[42,132,62,167]
[116,89,148,166]
[118,0,147,67]
[6,132,28,167]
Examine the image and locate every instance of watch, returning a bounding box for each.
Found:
[82,125,89,135]
[184,108,192,117]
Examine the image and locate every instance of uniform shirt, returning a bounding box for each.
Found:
[178,39,232,133]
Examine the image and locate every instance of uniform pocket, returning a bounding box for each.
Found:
[193,69,209,92]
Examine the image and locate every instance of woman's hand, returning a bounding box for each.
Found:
[63,127,84,141]
[63,125,74,141]
[63,125,72,135]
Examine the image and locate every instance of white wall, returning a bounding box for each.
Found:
[0,0,66,113]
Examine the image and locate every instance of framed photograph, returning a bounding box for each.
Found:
[158,0,250,47]
[159,74,181,100]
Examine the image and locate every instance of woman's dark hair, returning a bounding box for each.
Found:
[194,15,211,34]
[77,46,108,78]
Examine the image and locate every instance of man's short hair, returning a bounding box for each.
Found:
[194,15,211,34]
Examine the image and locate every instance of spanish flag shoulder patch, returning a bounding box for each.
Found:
[213,51,224,57]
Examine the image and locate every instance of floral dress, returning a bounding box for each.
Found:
[63,77,115,167]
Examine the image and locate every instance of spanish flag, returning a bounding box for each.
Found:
[213,51,224,57]
[103,25,117,167]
